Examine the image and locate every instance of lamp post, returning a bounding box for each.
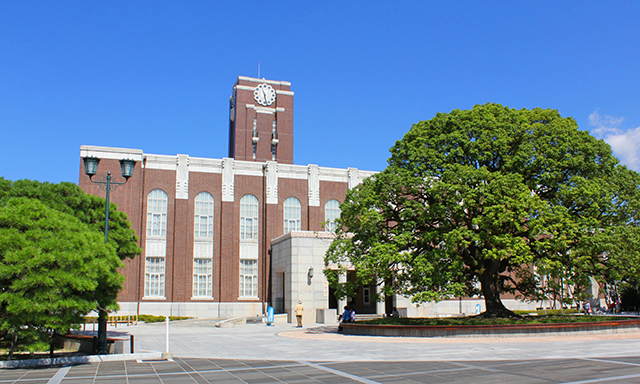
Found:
[83,156,136,354]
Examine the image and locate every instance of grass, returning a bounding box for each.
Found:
[360,314,631,326]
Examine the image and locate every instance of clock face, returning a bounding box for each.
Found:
[254,83,276,106]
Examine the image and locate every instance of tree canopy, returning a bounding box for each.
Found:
[0,179,141,260]
[325,103,640,317]
[0,179,140,356]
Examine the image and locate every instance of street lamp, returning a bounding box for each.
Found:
[82,156,136,354]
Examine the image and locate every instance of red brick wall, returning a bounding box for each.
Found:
[80,152,358,309]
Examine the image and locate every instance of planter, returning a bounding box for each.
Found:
[341,318,640,337]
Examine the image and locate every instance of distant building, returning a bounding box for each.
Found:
[80,76,539,323]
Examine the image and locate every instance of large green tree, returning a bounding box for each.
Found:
[0,198,123,357]
[0,179,141,355]
[325,103,640,317]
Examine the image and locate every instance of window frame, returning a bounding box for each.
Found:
[324,199,341,232]
[283,196,301,234]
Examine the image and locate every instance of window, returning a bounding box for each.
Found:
[283,197,301,233]
[240,194,259,240]
[239,194,259,298]
[363,286,371,305]
[145,257,166,297]
[147,189,168,237]
[145,189,167,298]
[239,259,258,297]
[194,192,214,238]
[193,192,214,298]
[325,199,340,232]
[193,258,213,297]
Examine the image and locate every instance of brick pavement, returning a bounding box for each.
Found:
[3,320,640,383]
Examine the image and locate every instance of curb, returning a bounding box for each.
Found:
[0,352,164,369]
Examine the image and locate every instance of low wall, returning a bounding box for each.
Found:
[341,318,640,337]
[56,334,132,354]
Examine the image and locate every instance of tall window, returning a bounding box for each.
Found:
[240,194,259,240]
[193,192,214,297]
[194,192,214,239]
[193,258,212,297]
[145,189,168,297]
[239,194,259,298]
[145,257,165,297]
[239,259,258,297]
[325,199,340,232]
[283,197,301,233]
[147,189,167,237]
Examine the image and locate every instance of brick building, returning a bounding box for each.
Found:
[79,76,377,322]
[80,76,541,323]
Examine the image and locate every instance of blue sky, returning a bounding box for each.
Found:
[2,1,639,183]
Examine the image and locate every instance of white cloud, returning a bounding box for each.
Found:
[588,109,640,172]
[588,109,626,135]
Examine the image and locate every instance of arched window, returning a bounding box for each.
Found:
[283,197,301,233]
[193,192,214,298]
[325,199,340,232]
[146,189,167,237]
[194,192,214,239]
[145,189,167,297]
[240,194,259,240]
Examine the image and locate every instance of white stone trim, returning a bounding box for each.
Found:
[255,107,276,115]
[222,158,235,202]
[188,157,223,174]
[265,161,278,204]
[277,163,309,180]
[244,104,284,115]
[236,76,292,87]
[80,145,143,162]
[308,165,320,207]
[233,160,264,176]
[175,154,189,200]
[235,83,294,96]
[116,301,264,318]
[145,155,178,171]
[348,167,360,189]
[237,296,260,301]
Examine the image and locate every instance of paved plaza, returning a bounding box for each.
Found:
[4,320,640,383]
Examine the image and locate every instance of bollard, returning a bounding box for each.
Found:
[161,316,173,359]
[130,334,135,354]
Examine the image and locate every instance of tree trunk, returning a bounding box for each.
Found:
[8,331,17,360]
[478,267,520,318]
[97,309,108,354]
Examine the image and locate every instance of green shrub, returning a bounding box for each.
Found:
[361,314,624,326]
[138,315,191,323]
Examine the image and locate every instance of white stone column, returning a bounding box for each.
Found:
[376,282,385,316]
[338,273,347,312]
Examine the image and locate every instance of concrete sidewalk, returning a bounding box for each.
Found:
[121,319,640,362]
[5,320,640,383]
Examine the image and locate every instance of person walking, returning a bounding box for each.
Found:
[295,301,304,327]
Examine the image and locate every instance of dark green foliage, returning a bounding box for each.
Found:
[0,178,141,357]
[0,179,141,260]
[326,104,640,318]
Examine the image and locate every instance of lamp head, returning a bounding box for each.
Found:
[119,159,136,180]
[83,156,100,179]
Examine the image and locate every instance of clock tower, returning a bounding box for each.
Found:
[228,76,294,164]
